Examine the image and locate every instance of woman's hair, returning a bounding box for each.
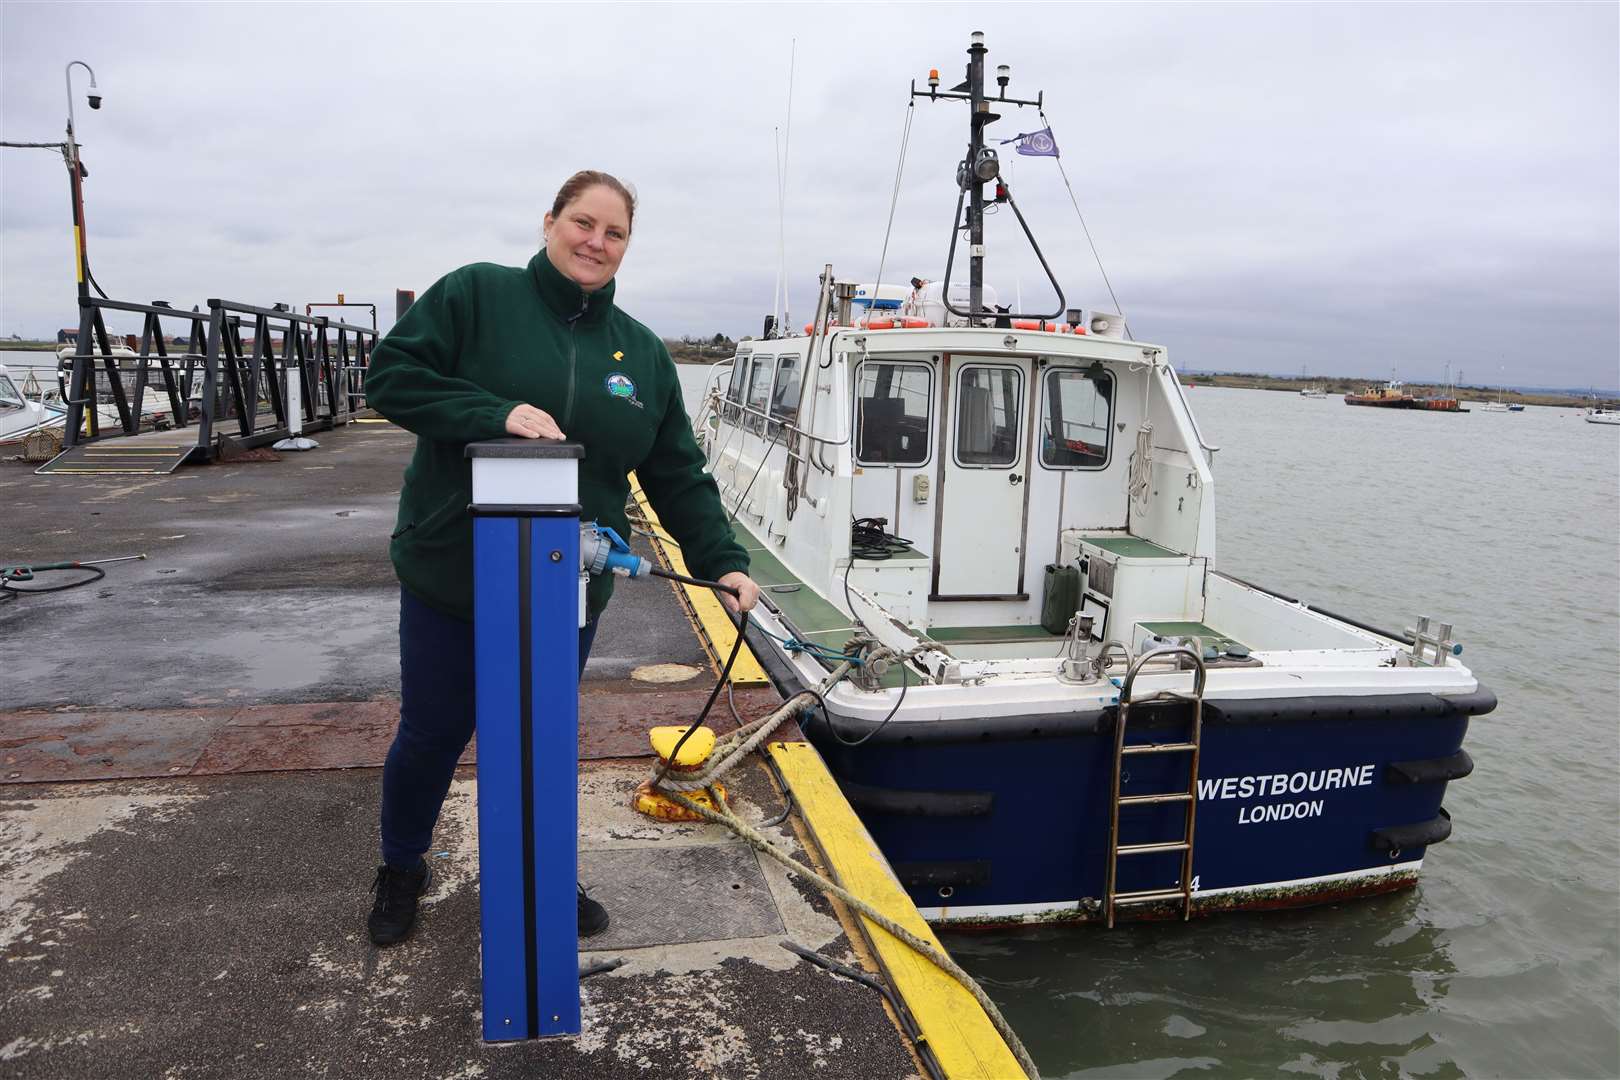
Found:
[550,170,637,234]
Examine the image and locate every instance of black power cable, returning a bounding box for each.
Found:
[780,941,946,1080]
[646,571,749,788]
[850,516,912,560]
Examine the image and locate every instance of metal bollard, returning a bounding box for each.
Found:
[467,437,585,1040]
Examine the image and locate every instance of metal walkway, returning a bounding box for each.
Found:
[36,425,200,474]
[42,294,377,475]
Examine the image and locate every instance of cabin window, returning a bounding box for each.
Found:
[723,358,749,423]
[954,365,1023,467]
[768,355,801,436]
[745,355,775,435]
[1040,368,1113,469]
[855,361,931,466]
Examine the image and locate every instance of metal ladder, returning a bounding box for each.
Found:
[1104,645,1208,928]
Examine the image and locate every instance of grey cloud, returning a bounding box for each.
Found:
[2,2,1615,389]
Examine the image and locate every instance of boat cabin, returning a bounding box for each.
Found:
[700,317,1237,656]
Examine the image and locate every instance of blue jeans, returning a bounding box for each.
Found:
[380,587,599,869]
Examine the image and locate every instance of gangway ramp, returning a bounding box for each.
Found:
[36,426,202,475]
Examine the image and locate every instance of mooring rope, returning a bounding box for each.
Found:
[644,651,1042,1079]
[1128,422,1154,516]
[659,779,1042,1080]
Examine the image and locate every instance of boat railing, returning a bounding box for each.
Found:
[1166,362,1220,460]
[700,386,848,476]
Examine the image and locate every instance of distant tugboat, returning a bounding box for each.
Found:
[1344,379,1465,412]
[1344,380,1413,408]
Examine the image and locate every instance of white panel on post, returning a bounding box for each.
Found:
[466,439,583,507]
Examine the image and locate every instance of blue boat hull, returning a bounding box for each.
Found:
[788,678,1495,924]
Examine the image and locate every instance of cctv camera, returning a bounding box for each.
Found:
[87,93,102,110]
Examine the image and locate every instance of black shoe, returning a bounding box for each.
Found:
[369,861,431,947]
[578,883,609,938]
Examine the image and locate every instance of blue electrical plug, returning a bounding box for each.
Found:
[581,523,650,578]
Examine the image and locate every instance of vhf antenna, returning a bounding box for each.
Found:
[912,31,1065,325]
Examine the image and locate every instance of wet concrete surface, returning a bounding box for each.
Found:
[0,767,917,1079]
[2,421,707,711]
[0,423,920,1079]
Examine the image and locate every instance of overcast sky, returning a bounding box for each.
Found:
[3,2,1616,388]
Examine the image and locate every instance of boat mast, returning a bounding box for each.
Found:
[913,32,1062,324]
[964,34,989,320]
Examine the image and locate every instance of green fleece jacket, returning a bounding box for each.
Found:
[365,249,748,622]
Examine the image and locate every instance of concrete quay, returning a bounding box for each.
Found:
[0,420,932,1079]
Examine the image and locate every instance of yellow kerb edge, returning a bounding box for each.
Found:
[628,473,768,686]
[768,740,1024,1079]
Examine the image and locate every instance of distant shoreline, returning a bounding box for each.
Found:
[4,340,1608,408]
[1181,372,1607,409]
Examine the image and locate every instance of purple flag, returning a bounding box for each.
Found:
[1006,127,1059,158]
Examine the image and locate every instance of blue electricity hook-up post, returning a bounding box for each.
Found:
[466,437,586,1040]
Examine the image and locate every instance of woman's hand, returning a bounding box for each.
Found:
[505,403,565,440]
[716,571,760,617]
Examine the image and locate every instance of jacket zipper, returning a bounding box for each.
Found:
[561,294,588,432]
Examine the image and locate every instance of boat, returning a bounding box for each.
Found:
[1481,377,1523,413]
[699,33,1495,928]
[1345,379,1415,408]
[0,357,178,451]
[1345,379,1465,412]
[0,364,67,446]
[1586,405,1620,425]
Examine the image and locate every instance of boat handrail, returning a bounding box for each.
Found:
[1119,643,1208,704]
[699,389,836,476]
[704,387,853,453]
[1212,570,1416,645]
[1166,363,1220,459]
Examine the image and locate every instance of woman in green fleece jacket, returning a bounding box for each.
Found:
[361,170,759,947]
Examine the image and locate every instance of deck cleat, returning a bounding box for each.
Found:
[632,725,725,822]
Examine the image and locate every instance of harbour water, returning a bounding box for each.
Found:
[676,367,1619,1078]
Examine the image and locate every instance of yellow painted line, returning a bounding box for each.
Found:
[628,472,768,686]
[768,741,1024,1080]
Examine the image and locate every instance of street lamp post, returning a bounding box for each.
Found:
[64,60,101,303]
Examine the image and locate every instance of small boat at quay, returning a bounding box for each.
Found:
[697,33,1496,927]
[0,364,66,446]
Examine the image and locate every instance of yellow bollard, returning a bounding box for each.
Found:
[632,725,725,822]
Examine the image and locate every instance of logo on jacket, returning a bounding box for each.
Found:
[612,350,624,362]
[604,372,644,409]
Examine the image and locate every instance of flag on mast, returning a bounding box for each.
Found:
[1002,127,1059,158]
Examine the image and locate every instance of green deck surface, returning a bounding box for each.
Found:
[1084,535,1182,559]
[733,523,916,688]
[924,624,1063,643]
[1141,621,1246,652]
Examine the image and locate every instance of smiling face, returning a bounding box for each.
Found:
[543,184,631,292]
